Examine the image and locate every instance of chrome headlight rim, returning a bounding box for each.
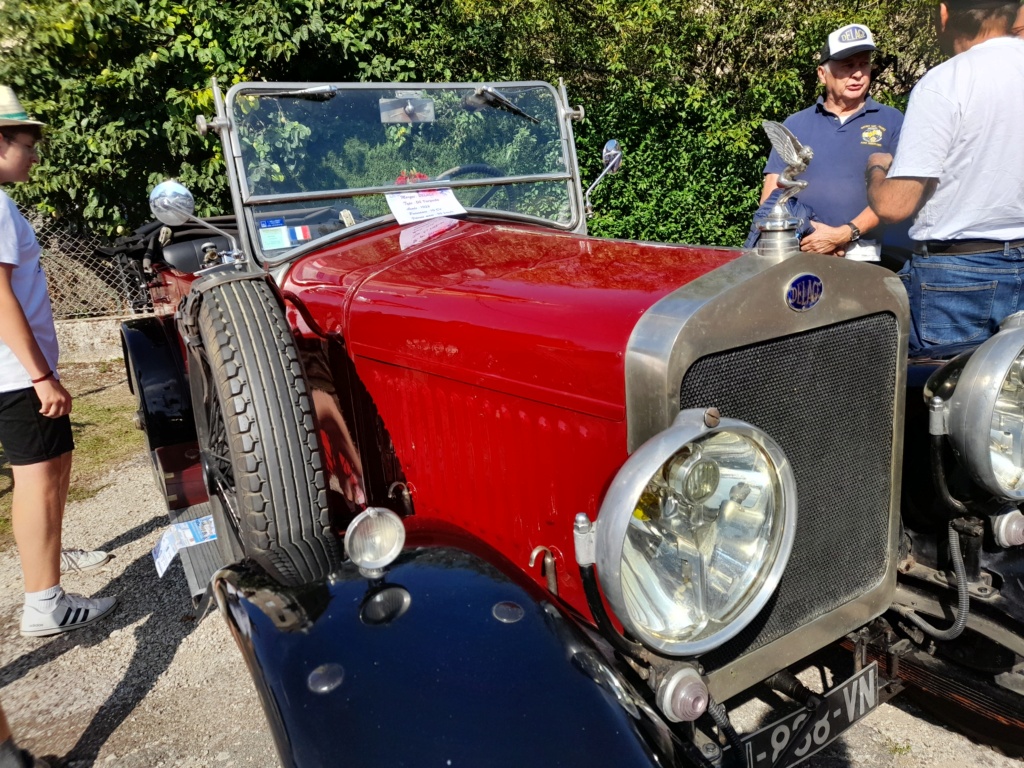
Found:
[946,326,1024,500]
[595,409,797,657]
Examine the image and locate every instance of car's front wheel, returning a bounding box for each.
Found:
[189,278,340,586]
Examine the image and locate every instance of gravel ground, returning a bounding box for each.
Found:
[0,455,1020,767]
[0,455,278,768]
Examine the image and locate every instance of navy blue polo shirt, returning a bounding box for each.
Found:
[765,97,903,236]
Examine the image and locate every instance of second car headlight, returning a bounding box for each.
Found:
[936,326,1024,499]
[595,409,797,656]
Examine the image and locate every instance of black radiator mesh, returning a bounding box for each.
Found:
[678,313,899,668]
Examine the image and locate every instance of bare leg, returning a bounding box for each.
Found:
[57,451,71,526]
[0,700,10,743]
[10,453,71,593]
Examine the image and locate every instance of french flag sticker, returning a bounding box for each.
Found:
[290,225,312,242]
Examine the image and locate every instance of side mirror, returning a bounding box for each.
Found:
[584,139,624,217]
[147,179,242,261]
[602,139,623,174]
[149,180,196,226]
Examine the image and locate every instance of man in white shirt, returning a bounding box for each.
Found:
[866,0,1024,357]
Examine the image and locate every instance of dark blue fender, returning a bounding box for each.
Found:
[212,526,694,768]
[121,316,195,448]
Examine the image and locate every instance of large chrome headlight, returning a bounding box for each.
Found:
[934,326,1024,499]
[594,409,797,656]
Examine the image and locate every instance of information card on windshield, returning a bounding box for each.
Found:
[386,188,467,225]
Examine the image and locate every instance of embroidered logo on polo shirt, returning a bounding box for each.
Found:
[861,124,885,147]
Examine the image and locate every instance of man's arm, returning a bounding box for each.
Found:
[865,154,936,225]
[800,206,883,256]
[759,173,780,204]
[0,264,71,418]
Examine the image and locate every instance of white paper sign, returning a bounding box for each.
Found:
[385,188,467,225]
[152,515,218,577]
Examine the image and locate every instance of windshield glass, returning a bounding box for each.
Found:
[227,82,578,261]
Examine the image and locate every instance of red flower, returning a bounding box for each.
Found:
[395,170,429,185]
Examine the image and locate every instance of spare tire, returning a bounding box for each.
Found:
[189,278,340,586]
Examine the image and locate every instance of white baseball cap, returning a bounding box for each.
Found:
[819,24,877,64]
[0,86,45,128]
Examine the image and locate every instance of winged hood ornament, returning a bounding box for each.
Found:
[763,120,813,207]
[753,121,815,257]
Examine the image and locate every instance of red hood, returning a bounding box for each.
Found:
[283,220,741,420]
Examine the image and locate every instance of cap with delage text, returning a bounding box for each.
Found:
[819,24,877,64]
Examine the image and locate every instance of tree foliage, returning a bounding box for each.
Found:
[0,0,941,244]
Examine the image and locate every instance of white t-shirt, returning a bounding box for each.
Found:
[0,189,59,392]
[888,37,1024,242]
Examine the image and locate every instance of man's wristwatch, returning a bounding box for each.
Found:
[846,222,861,242]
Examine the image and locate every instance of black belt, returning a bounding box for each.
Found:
[916,239,1024,256]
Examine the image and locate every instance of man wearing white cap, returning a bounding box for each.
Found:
[760,23,904,261]
[867,0,1024,357]
[0,86,117,639]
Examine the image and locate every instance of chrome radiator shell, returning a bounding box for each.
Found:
[625,253,908,701]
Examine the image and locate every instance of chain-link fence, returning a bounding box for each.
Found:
[20,203,152,320]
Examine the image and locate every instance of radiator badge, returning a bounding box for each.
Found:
[786,274,824,312]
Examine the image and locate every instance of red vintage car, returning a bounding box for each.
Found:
[113,79,1022,766]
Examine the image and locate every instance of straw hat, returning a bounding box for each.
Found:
[0,86,45,128]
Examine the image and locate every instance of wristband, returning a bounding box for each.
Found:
[866,164,890,179]
[31,370,54,384]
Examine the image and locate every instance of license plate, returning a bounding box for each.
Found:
[733,662,879,768]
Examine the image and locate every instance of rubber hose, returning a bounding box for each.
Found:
[896,522,969,641]
[706,696,746,758]
[579,564,645,659]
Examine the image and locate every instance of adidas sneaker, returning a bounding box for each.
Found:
[59,549,111,574]
[20,591,117,637]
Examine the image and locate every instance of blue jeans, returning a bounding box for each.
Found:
[898,245,1024,357]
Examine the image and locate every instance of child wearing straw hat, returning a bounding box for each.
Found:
[0,86,117,648]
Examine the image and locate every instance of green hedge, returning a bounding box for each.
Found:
[0,0,939,244]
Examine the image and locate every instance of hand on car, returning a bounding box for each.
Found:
[800,223,850,256]
[34,377,72,418]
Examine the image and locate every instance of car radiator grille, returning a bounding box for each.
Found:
[678,313,899,669]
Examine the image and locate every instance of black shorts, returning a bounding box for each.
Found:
[0,387,74,466]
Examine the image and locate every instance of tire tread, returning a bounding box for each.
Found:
[196,279,338,585]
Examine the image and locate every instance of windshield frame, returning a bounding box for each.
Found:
[218,80,586,266]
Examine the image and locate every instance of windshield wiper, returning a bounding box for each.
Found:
[462,86,539,124]
[259,85,338,101]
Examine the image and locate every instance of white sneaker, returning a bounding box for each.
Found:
[20,592,117,637]
[59,549,111,574]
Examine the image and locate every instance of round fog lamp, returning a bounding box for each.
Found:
[945,327,1024,499]
[345,507,406,577]
[595,411,796,657]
